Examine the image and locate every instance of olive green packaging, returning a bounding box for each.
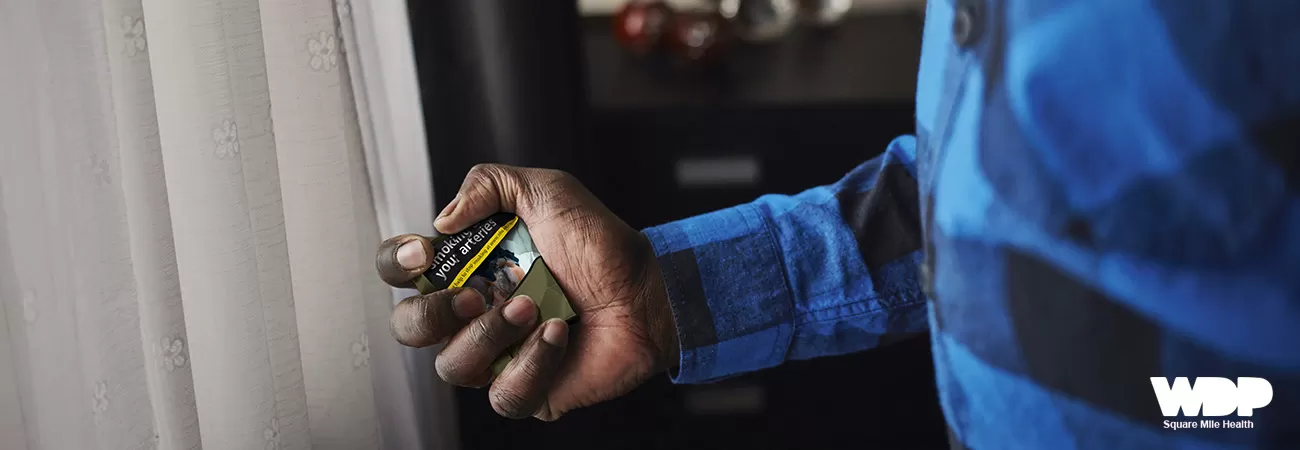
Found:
[414,213,578,375]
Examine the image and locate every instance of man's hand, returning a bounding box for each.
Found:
[375,164,679,421]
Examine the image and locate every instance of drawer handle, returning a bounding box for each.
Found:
[675,156,762,188]
[684,384,767,415]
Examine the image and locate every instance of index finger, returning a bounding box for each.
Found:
[392,288,487,348]
[433,164,516,235]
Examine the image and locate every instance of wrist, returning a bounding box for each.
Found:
[634,233,680,373]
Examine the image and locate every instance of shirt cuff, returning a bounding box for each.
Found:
[642,203,797,384]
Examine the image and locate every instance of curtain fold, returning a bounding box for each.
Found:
[336,1,455,448]
[0,0,438,448]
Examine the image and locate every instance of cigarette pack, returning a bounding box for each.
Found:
[414,213,578,375]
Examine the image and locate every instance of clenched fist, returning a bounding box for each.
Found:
[375,164,679,421]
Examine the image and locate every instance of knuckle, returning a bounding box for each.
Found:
[470,316,502,348]
[427,290,464,329]
[462,166,519,214]
[466,163,495,177]
[466,179,498,206]
[512,354,547,381]
[463,166,491,191]
[469,163,511,183]
[390,296,433,347]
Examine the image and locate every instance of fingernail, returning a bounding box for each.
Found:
[502,295,537,326]
[542,320,567,346]
[395,240,425,271]
[452,289,486,319]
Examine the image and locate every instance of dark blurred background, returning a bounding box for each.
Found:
[407,1,946,448]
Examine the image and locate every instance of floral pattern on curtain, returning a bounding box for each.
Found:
[0,0,440,448]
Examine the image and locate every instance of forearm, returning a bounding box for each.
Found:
[644,136,929,383]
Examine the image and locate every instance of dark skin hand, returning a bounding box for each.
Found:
[375,164,680,421]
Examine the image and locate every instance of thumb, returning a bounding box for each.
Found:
[434,164,555,234]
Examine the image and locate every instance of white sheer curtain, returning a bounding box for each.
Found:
[0,0,451,448]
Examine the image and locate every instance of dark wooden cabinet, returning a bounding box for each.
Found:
[579,12,925,230]
[588,103,914,230]
[411,3,948,449]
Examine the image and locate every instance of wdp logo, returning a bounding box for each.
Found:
[1149,377,1273,417]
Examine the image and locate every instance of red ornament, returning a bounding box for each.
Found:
[665,11,731,62]
[612,0,676,54]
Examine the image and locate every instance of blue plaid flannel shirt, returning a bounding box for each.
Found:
[642,0,1300,448]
